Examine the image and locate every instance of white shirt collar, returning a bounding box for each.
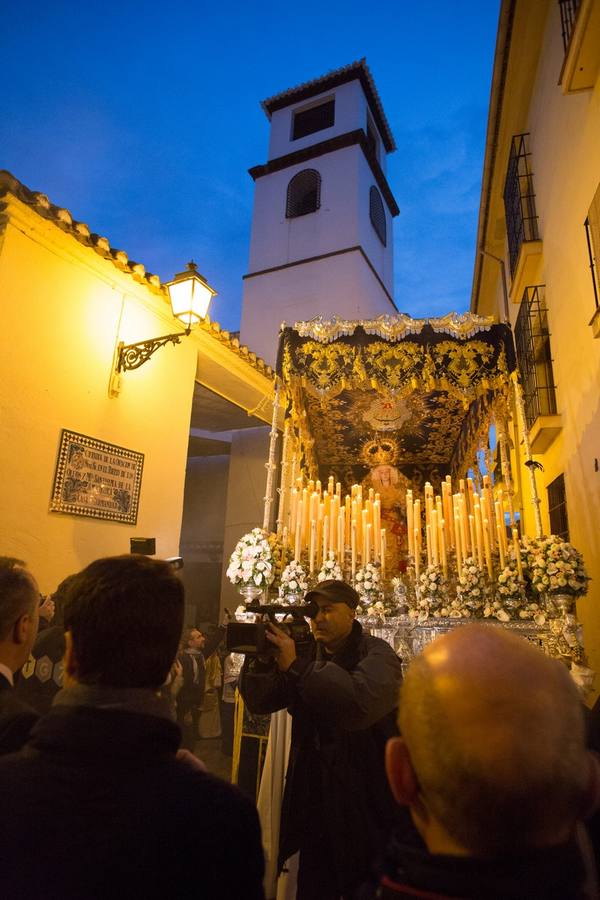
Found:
[0,662,14,686]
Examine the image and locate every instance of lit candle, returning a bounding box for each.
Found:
[426,523,432,567]
[406,490,414,557]
[414,529,420,580]
[512,527,523,580]
[439,521,447,577]
[309,519,316,573]
[366,523,372,564]
[414,500,421,553]
[381,528,387,579]
[482,518,493,578]
[496,520,505,569]
[468,515,476,564]
[290,488,298,536]
[474,503,484,569]
[373,499,381,560]
[454,513,462,577]
[322,515,329,561]
[338,513,345,557]
[431,509,438,566]
[351,521,357,578]
[362,509,369,564]
[295,509,302,562]
[336,481,341,498]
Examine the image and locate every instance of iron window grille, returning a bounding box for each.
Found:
[514,285,558,430]
[585,182,600,310]
[369,186,386,246]
[292,100,335,141]
[286,169,321,219]
[547,473,569,540]
[503,134,540,276]
[559,0,582,52]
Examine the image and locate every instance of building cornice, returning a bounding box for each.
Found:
[243,244,398,311]
[248,129,400,218]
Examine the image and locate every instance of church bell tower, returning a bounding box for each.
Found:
[240,59,399,365]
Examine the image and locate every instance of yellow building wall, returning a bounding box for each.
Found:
[0,196,197,594]
[482,2,600,687]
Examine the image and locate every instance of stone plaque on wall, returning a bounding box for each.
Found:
[50,429,144,524]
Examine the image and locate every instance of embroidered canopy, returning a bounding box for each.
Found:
[276,313,516,491]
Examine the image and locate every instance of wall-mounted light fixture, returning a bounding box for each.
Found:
[116,261,217,372]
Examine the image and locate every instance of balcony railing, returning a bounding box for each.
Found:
[504,134,540,276]
[559,0,582,52]
[514,285,558,430]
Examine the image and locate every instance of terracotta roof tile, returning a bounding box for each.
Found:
[0,169,274,380]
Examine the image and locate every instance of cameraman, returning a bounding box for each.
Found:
[240,580,415,900]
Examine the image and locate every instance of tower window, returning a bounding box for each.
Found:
[366,117,379,160]
[369,186,386,246]
[292,99,335,141]
[286,169,321,218]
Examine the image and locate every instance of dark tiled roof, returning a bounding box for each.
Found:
[260,58,396,153]
[0,170,274,378]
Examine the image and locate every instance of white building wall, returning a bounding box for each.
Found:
[247,145,361,273]
[241,250,394,366]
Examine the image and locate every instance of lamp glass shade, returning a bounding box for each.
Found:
[168,276,213,328]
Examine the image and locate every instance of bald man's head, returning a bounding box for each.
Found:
[396,624,588,856]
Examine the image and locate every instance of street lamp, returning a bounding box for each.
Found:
[115,261,217,373]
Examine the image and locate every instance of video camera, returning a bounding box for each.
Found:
[225,604,312,658]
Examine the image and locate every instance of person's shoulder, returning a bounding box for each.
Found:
[360,632,399,655]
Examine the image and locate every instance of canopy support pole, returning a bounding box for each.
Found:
[512,375,543,537]
[263,379,280,532]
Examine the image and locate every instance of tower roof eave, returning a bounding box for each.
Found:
[260,58,396,153]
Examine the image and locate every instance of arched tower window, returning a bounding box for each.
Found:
[286,169,321,218]
[369,186,387,246]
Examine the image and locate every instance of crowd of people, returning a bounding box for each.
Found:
[1,553,599,899]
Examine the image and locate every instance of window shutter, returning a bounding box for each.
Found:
[369,186,386,246]
[286,170,321,219]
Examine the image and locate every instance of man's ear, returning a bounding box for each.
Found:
[386,736,420,806]
[63,630,78,685]
[13,612,34,646]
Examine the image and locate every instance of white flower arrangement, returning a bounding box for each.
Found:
[484,562,524,622]
[522,535,589,598]
[317,550,344,583]
[226,527,277,588]
[354,561,384,605]
[456,557,488,617]
[279,560,309,601]
[410,564,448,620]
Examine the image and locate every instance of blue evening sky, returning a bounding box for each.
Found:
[1,1,500,333]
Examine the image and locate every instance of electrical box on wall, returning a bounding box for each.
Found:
[130,537,156,555]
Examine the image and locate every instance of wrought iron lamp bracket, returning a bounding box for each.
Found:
[116,328,191,372]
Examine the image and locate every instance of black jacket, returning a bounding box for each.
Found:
[0,672,38,754]
[240,620,417,896]
[0,692,265,899]
[356,834,589,900]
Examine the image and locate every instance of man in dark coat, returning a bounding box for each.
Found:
[359,623,596,899]
[240,579,418,899]
[0,555,265,900]
[0,556,40,753]
[177,623,225,750]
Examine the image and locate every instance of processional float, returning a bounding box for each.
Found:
[227,312,592,688]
